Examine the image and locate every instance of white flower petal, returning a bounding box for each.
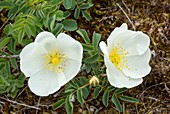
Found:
[62,59,81,84]
[20,43,48,77]
[28,69,61,96]
[107,23,128,49]
[123,49,151,78]
[106,69,124,88]
[104,55,143,88]
[99,41,108,56]
[56,33,83,62]
[35,31,56,43]
[107,23,150,56]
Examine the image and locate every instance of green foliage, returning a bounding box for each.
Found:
[53,98,65,110]
[112,94,122,112]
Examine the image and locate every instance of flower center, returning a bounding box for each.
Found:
[109,44,128,70]
[51,55,60,65]
[44,49,67,73]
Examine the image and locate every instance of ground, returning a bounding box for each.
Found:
[0,0,170,114]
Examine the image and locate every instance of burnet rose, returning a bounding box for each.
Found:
[99,23,151,88]
[20,31,83,96]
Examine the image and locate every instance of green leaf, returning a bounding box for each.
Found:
[69,81,79,89]
[119,95,139,103]
[77,89,84,104]
[25,22,36,38]
[18,29,25,43]
[8,5,19,19]
[79,3,93,9]
[63,0,72,9]
[76,29,90,44]
[101,77,108,87]
[10,58,18,70]
[74,7,80,19]
[107,86,115,91]
[114,88,128,94]
[62,19,77,31]
[64,11,71,18]
[84,53,99,63]
[92,32,101,49]
[5,61,11,75]
[82,87,89,99]
[53,99,65,110]
[0,1,11,9]
[112,94,122,112]
[52,23,64,36]
[0,37,11,50]
[65,95,73,114]
[51,0,62,5]
[55,10,65,21]
[82,10,92,21]
[94,86,102,98]
[77,0,85,4]
[0,58,7,63]
[82,44,94,51]
[102,90,109,107]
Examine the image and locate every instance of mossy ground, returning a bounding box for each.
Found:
[0,0,170,113]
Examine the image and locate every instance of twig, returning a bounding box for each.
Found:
[36,97,41,114]
[116,3,136,30]
[16,86,28,99]
[0,55,19,59]
[0,16,11,31]
[0,97,40,110]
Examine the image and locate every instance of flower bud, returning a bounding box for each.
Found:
[89,76,99,86]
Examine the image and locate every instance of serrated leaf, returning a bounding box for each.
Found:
[102,90,109,107]
[114,88,128,94]
[0,37,11,50]
[65,95,73,114]
[79,3,93,9]
[63,0,72,9]
[84,53,99,63]
[77,89,84,104]
[82,10,92,21]
[94,86,102,98]
[53,99,65,110]
[76,29,90,44]
[119,95,139,103]
[62,19,77,31]
[92,32,101,49]
[112,94,122,112]
[74,7,80,19]
[82,44,94,51]
[52,23,63,36]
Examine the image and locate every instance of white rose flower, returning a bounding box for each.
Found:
[99,23,151,88]
[20,31,83,96]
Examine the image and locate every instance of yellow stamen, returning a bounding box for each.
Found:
[109,44,128,70]
[44,49,67,73]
